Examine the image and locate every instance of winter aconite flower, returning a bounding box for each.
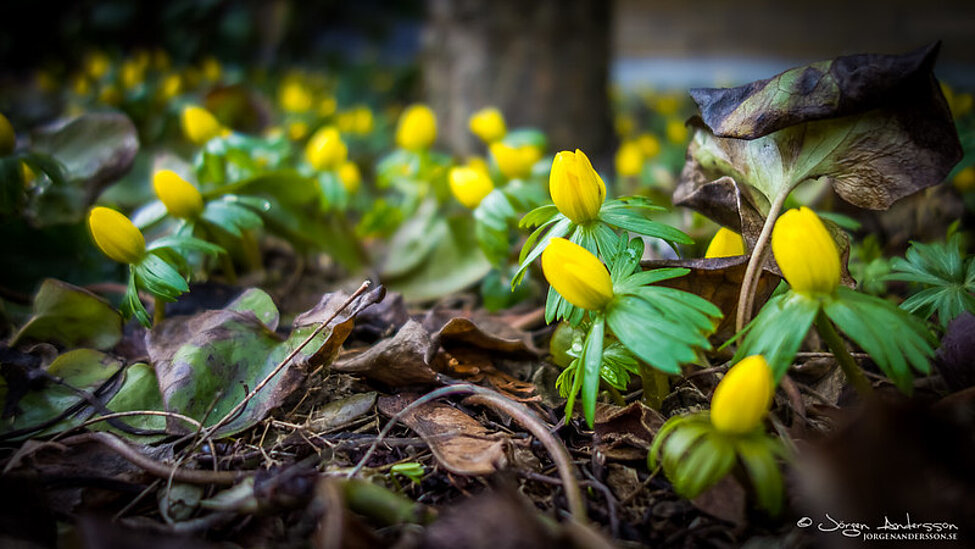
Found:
[615,141,643,177]
[305,126,348,171]
[490,142,541,180]
[181,105,227,145]
[541,237,613,311]
[771,207,840,295]
[395,104,437,151]
[705,227,745,258]
[153,170,204,219]
[665,118,689,144]
[469,107,506,143]
[710,355,774,434]
[278,79,313,113]
[449,166,494,209]
[338,162,362,194]
[0,112,14,155]
[549,149,606,224]
[88,207,147,265]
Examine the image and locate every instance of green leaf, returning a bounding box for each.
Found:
[735,436,785,514]
[0,349,123,439]
[824,288,934,393]
[884,235,975,328]
[121,269,151,328]
[673,434,736,498]
[733,292,820,380]
[580,316,605,428]
[512,216,571,288]
[607,294,713,375]
[473,189,516,265]
[10,279,122,350]
[134,254,189,301]
[518,204,559,229]
[91,362,168,442]
[598,207,693,246]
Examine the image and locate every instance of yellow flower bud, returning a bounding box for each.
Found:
[318,96,337,117]
[469,107,506,143]
[549,149,606,224]
[666,118,689,144]
[305,126,348,170]
[637,133,661,158]
[72,75,91,96]
[353,106,374,135]
[181,105,225,145]
[0,112,15,155]
[771,207,840,295]
[395,104,437,151]
[88,206,146,265]
[98,85,121,106]
[448,166,494,209]
[287,121,310,141]
[278,80,313,113]
[615,114,635,137]
[159,74,182,100]
[953,165,975,193]
[615,141,643,177]
[338,162,362,194]
[84,52,111,80]
[541,237,614,311]
[466,156,490,177]
[710,355,774,434]
[201,57,222,83]
[705,227,745,258]
[120,60,145,89]
[490,142,541,180]
[21,162,35,186]
[153,170,204,219]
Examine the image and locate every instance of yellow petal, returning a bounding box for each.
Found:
[305,126,348,170]
[549,149,606,224]
[665,118,689,144]
[449,166,494,209]
[490,143,540,180]
[88,207,146,264]
[153,170,204,219]
[541,237,614,310]
[771,207,840,295]
[469,107,507,143]
[396,104,437,151]
[181,105,224,145]
[705,227,745,258]
[710,355,774,434]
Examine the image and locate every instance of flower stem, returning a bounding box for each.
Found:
[219,251,238,285]
[814,310,873,398]
[735,190,790,332]
[639,364,670,409]
[153,296,165,326]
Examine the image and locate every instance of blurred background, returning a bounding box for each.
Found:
[3,0,974,164]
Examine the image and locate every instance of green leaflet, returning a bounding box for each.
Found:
[733,292,820,381]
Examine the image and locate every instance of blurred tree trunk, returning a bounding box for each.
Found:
[423,0,615,163]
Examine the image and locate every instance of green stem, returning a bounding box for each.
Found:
[153,296,165,326]
[240,230,263,274]
[602,383,626,406]
[639,364,670,410]
[219,251,238,285]
[735,190,790,332]
[814,310,873,398]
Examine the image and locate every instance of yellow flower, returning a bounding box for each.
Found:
[338,162,362,194]
[318,96,338,117]
[771,207,840,295]
[953,165,975,193]
[353,106,374,135]
[448,166,494,209]
[710,355,774,434]
[181,105,226,145]
[466,155,490,177]
[305,126,348,170]
[159,74,182,100]
[201,57,222,83]
[278,79,313,113]
[0,112,14,155]
[395,104,437,151]
[84,52,111,80]
[490,142,541,180]
[120,59,145,89]
[469,107,506,143]
[615,141,643,177]
[665,118,689,144]
[153,170,204,219]
[549,149,606,224]
[615,114,635,138]
[654,94,681,116]
[287,121,310,141]
[541,237,614,310]
[637,133,661,158]
[88,207,146,265]
[72,75,91,96]
[21,162,35,185]
[705,227,745,258]
[98,85,121,106]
